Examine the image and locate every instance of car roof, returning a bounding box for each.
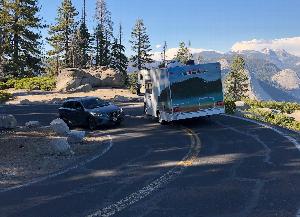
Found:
[63,97,100,103]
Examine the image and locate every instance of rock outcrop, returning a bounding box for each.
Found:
[0,115,17,129]
[25,121,41,128]
[68,130,86,144]
[49,137,71,154]
[50,118,70,136]
[70,84,93,93]
[56,67,126,92]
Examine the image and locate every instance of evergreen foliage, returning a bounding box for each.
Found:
[0,0,10,78]
[47,0,78,70]
[130,19,153,70]
[94,0,113,66]
[175,42,192,64]
[76,21,91,68]
[1,0,44,77]
[161,41,167,67]
[111,24,128,78]
[225,56,249,101]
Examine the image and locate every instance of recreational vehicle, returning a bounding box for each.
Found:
[138,62,225,124]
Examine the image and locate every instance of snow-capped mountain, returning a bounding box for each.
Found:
[200,49,300,103]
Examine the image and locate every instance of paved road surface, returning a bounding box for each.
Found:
[0,103,300,217]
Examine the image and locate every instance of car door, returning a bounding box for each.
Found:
[59,102,72,119]
[64,101,78,126]
[73,102,88,126]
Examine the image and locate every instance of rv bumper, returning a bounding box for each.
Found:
[164,108,225,121]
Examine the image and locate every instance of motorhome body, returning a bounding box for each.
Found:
[139,62,225,123]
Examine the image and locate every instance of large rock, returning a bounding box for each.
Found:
[68,130,86,144]
[20,99,31,105]
[70,84,93,93]
[25,121,41,128]
[0,114,17,129]
[235,101,250,111]
[113,95,130,102]
[50,118,70,136]
[49,137,71,154]
[56,67,125,92]
[288,110,300,122]
[87,67,126,87]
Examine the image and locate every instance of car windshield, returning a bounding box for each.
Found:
[82,98,109,109]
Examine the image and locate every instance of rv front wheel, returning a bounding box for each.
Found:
[157,111,167,125]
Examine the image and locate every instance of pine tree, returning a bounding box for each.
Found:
[130,19,153,70]
[3,0,44,77]
[0,0,10,78]
[111,24,128,77]
[94,0,113,67]
[69,25,82,68]
[77,22,91,68]
[197,55,204,64]
[76,0,91,68]
[175,42,192,64]
[161,41,167,66]
[225,56,249,101]
[47,0,78,70]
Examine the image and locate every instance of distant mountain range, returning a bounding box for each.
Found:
[128,48,300,103]
[211,49,300,103]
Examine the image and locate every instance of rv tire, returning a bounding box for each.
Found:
[157,111,168,125]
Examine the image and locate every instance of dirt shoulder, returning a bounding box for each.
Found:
[0,127,109,190]
[6,88,140,105]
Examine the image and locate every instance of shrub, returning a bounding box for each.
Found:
[244,99,300,114]
[0,91,13,103]
[5,79,18,88]
[225,100,236,114]
[0,82,8,90]
[10,77,56,91]
[127,72,138,94]
[245,107,300,132]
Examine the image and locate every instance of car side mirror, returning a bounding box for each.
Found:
[76,106,84,111]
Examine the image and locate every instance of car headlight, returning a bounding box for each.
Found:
[91,113,108,118]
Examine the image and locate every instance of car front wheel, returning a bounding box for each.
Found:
[88,117,97,131]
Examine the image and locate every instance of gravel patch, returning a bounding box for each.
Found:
[0,127,108,190]
[6,88,141,105]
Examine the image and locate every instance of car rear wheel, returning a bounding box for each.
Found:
[88,117,97,131]
[61,117,72,128]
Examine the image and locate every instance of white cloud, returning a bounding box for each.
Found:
[231,37,300,56]
[155,44,162,49]
[151,47,221,61]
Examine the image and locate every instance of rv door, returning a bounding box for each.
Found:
[144,82,153,115]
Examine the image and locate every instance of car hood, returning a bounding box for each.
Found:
[86,104,120,114]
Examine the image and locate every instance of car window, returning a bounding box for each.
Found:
[63,102,73,109]
[82,98,109,109]
[74,102,83,110]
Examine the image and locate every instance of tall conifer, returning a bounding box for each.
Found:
[130,19,153,70]
[47,0,78,70]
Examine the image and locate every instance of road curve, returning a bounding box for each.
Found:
[0,104,300,217]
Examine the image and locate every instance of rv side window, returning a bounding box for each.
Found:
[140,74,144,81]
[145,82,152,94]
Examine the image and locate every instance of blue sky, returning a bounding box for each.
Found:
[40,0,300,57]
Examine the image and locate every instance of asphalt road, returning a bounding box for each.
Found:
[0,103,300,217]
